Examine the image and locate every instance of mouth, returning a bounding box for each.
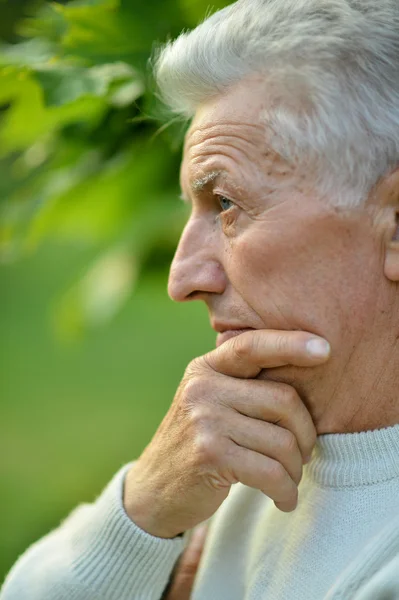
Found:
[215,328,255,348]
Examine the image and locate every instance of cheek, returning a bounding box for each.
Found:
[225,216,379,341]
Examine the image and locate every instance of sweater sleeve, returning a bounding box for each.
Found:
[0,463,188,600]
[351,554,399,600]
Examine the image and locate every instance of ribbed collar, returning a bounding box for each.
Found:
[306,423,399,487]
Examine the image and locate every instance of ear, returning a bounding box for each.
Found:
[385,211,399,281]
[380,168,399,282]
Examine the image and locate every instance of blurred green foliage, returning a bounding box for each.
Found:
[0,0,231,338]
[0,243,214,584]
[0,0,231,586]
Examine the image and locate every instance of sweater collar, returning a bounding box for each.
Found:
[306,423,399,487]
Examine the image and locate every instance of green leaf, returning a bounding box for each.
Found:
[33,61,137,106]
[0,71,106,153]
[0,38,56,67]
[56,0,151,67]
[0,0,208,334]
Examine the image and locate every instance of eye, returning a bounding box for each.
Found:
[217,195,235,212]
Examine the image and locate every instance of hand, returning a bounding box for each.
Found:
[162,524,208,600]
[123,329,330,538]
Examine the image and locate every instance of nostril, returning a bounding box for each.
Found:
[186,290,201,300]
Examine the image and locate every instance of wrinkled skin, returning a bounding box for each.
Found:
[171,75,399,434]
[123,77,399,593]
[159,77,399,596]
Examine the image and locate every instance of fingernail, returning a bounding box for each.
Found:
[306,338,330,358]
[303,454,312,464]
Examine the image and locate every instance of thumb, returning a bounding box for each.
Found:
[163,524,208,600]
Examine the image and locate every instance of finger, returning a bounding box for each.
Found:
[226,413,303,485]
[164,524,208,600]
[203,329,331,378]
[184,524,208,569]
[227,445,299,511]
[225,378,317,462]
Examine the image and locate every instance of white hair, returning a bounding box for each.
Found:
[154,0,399,208]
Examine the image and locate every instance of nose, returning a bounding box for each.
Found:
[168,215,227,302]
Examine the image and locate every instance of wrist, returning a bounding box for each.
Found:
[123,464,181,539]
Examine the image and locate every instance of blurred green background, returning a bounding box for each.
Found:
[0,0,231,584]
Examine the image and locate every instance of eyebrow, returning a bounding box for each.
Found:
[180,170,228,202]
[190,170,222,193]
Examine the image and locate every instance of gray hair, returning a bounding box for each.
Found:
[154,0,399,208]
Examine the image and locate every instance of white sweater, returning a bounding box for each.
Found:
[2,425,399,600]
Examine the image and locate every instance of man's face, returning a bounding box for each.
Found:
[168,77,388,428]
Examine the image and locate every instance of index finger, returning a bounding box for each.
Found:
[203,329,331,378]
[163,525,208,600]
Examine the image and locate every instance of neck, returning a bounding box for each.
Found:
[314,300,399,434]
[317,347,399,434]
[260,293,399,435]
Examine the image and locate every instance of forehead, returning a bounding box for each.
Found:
[187,81,266,142]
[179,76,297,195]
[180,77,271,185]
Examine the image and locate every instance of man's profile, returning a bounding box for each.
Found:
[2,0,399,598]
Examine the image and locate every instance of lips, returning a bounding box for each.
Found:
[216,328,254,348]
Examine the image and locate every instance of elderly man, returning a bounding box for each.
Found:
[2,0,399,598]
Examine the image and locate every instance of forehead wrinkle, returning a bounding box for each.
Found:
[182,119,298,201]
[185,125,273,183]
[186,137,263,188]
[186,119,263,144]
[186,131,266,160]
[189,141,260,168]
[184,118,267,155]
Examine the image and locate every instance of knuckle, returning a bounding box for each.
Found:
[207,467,237,490]
[192,431,219,465]
[274,333,290,356]
[197,353,214,372]
[266,460,287,486]
[185,356,207,379]
[279,385,300,413]
[182,375,210,406]
[187,404,208,428]
[230,334,252,362]
[279,429,298,456]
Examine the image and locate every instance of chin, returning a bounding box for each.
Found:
[257,365,312,402]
